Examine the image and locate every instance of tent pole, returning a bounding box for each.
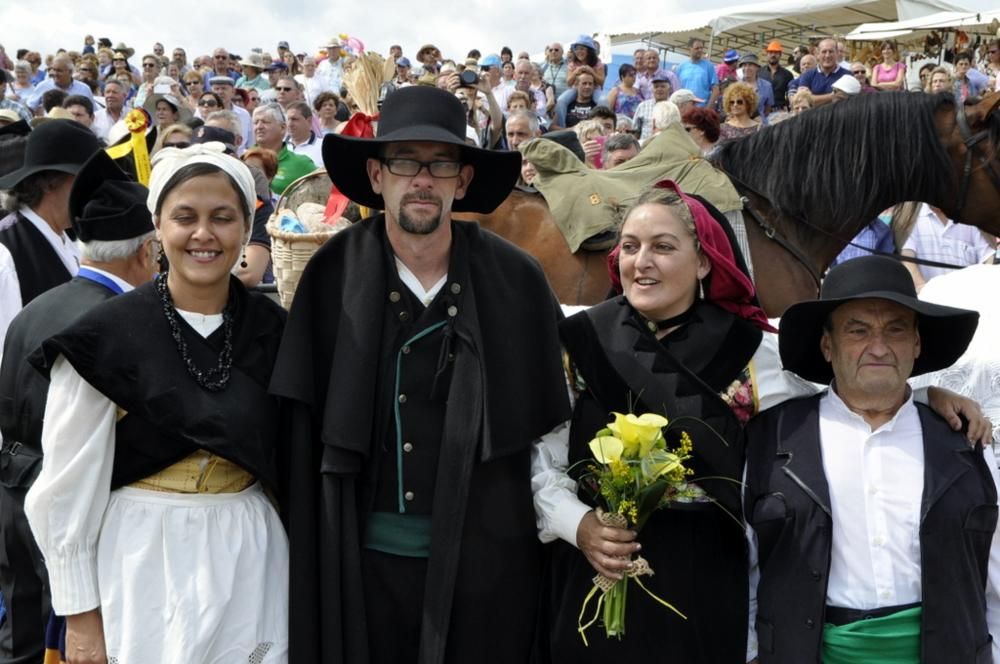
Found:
[708,31,715,61]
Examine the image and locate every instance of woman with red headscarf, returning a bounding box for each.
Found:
[532,181,983,662]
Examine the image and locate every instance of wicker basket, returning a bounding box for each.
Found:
[266,169,344,309]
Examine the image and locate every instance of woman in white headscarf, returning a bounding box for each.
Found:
[25,145,289,664]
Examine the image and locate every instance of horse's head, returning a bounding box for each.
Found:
[947,91,1000,235]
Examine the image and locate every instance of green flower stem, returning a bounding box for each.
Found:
[604,578,628,638]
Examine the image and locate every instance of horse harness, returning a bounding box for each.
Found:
[954,99,1000,217]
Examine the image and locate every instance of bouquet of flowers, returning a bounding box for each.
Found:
[575,411,699,644]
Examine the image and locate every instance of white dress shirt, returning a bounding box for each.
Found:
[0,207,80,343]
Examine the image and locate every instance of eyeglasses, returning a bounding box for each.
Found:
[78,67,93,72]
[164,141,190,149]
[143,62,157,68]
[380,158,462,178]
[198,99,219,107]
[729,99,745,106]
[275,86,294,91]
[852,70,866,75]
[113,58,126,63]
[214,55,228,60]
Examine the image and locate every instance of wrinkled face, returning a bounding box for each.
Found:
[103,82,125,109]
[153,43,164,56]
[930,72,951,93]
[211,83,233,104]
[742,62,759,80]
[505,116,535,150]
[576,73,595,99]
[800,54,817,73]
[606,145,639,168]
[66,104,92,126]
[173,49,186,65]
[619,202,709,321]
[246,91,260,111]
[547,44,563,62]
[645,50,660,71]
[156,172,248,291]
[652,80,670,101]
[213,49,229,69]
[821,299,920,403]
[155,100,178,126]
[275,80,296,105]
[285,108,310,140]
[366,141,473,237]
[514,62,532,90]
[302,57,315,75]
[142,58,160,79]
[252,109,286,147]
[689,41,705,61]
[817,40,838,70]
[50,60,72,87]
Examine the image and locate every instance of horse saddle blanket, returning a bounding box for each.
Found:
[521,124,744,253]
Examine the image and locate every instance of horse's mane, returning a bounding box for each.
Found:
[712,92,956,234]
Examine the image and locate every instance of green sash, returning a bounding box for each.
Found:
[364,511,433,558]
[822,606,922,664]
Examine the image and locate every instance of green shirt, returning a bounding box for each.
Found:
[234,74,270,91]
[271,145,318,196]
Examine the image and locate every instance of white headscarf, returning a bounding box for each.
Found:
[147,143,257,221]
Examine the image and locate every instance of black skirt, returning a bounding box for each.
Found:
[541,504,749,663]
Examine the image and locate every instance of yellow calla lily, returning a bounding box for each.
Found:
[641,450,683,481]
[608,412,668,458]
[589,436,624,464]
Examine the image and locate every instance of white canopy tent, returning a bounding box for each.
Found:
[607,0,974,55]
[845,8,1000,40]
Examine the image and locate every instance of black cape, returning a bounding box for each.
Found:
[269,215,570,664]
[31,276,286,491]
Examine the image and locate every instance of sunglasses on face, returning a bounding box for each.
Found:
[729,99,745,106]
[143,63,157,68]
[853,70,866,75]
[275,86,294,92]
[199,99,218,107]
[164,141,190,149]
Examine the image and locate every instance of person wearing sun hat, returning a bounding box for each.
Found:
[0,150,155,664]
[316,35,345,93]
[745,254,999,664]
[717,48,741,86]
[270,84,570,664]
[236,52,270,91]
[0,120,102,342]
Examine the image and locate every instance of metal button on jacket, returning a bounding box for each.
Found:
[389,291,401,302]
[398,394,407,403]
[404,491,415,501]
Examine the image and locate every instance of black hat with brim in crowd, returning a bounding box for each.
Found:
[0,120,31,138]
[0,119,102,190]
[68,149,154,243]
[778,255,979,384]
[321,85,520,213]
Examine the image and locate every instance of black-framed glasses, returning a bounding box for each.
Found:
[164,141,191,149]
[380,158,462,178]
[143,62,157,68]
[852,70,866,75]
[198,99,219,107]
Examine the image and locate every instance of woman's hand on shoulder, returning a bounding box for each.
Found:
[65,609,107,664]
[576,509,640,579]
[927,386,992,446]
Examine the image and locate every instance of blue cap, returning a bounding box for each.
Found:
[479,54,502,68]
[570,35,598,53]
[396,57,411,68]
[724,49,739,62]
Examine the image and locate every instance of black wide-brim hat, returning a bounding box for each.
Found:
[321,85,520,213]
[779,255,979,383]
[68,150,154,243]
[0,119,102,190]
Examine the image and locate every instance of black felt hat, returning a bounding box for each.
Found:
[321,85,520,213]
[0,120,31,138]
[68,149,154,242]
[779,255,979,383]
[0,120,101,190]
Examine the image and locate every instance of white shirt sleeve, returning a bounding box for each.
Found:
[531,420,592,545]
[0,242,23,346]
[24,355,117,616]
[753,331,821,412]
[981,445,1000,664]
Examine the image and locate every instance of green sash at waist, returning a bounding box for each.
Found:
[823,605,922,664]
[364,511,432,558]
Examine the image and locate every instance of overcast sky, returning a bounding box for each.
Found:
[0,0,705,62]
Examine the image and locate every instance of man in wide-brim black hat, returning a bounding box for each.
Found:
[269,84,570,664]
[744,255,1000,664]
[0,119,101,343]
[0,148,154,664]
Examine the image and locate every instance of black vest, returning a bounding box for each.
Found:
[371,272,455,516]
[0,212,73,307]
[31,278,286,492]
[0,277,117,487]
[745,394,997,664]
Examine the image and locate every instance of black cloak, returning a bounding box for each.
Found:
[269,215,570,663]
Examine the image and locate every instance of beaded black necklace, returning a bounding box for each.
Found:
[155,273,235,392]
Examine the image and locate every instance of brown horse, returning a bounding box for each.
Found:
[463,91,1000,316]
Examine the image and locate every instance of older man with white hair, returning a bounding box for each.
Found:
[252,102,315,195]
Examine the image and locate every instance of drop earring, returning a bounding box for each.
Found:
[240,250,248,269]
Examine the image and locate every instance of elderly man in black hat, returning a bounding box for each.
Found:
[269,85,570,664]
[745,255,1000,664]
[0,149,154,664]
[0,120,101,343]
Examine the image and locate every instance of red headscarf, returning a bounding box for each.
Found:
[607,179,775,332]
